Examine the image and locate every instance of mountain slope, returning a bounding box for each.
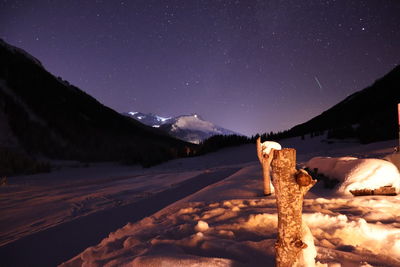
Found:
[288,66,400,143]
[0,39,193,167]
[125,112,238,144]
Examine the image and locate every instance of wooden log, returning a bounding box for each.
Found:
[350,186,397,196]
[0,176,7,186]
[271,148,316,267]
[374,186,397,195]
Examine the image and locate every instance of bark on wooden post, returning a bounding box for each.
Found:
[256,137,274,195]
[271,148,316,267]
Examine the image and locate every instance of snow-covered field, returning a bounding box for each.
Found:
[0,145,257,266]
[1,136,400,266]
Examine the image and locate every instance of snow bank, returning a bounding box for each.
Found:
[304,212,400,259]
[306,157,400,195]
[297,222,318,267]
[385,152,400,172]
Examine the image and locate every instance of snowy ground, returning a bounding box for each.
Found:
[63,168,400,267]
[1,136,400,266]
[62,136,400,267]
[0,144,261,248]
[0,145,256,266]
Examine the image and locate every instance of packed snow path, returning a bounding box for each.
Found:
[0,167,241,267]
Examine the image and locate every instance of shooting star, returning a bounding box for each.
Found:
[314,76,323,90]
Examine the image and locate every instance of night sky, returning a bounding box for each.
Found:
[1,0,399,136]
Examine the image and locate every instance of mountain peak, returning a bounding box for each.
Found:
[125,111,239,144]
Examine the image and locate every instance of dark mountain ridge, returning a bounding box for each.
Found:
[0,39,193,171]
[283,65,400,143]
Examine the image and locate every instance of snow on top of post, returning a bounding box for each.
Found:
[261,141,282,155]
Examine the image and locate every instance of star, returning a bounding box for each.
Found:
[1,0,398,136]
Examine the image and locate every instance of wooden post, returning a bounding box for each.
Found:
[271,148,316,267]
[256,137,274,195]
[397,103,400,152]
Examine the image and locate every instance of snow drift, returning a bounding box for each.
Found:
[306,156,400,195]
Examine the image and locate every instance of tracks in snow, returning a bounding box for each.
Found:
[0,167,241,267]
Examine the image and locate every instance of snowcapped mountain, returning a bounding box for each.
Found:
[125,112,239,144]
[126,112,172,127]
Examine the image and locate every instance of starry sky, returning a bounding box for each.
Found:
[1,0,399,136]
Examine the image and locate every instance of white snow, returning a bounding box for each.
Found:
[155,115,171,122]
[172,115,221,134]
[0,165,206,247]
[0,145,256,248]
[296,222,318,267]
[385,152,400,171]
[2,136,400,267]
[126,112,238,144]
[306,156,400,195]
[261,141,282,155]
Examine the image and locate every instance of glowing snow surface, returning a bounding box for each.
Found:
[62,139,400,267]
[4,137,400,267]
[62,182,400,266]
